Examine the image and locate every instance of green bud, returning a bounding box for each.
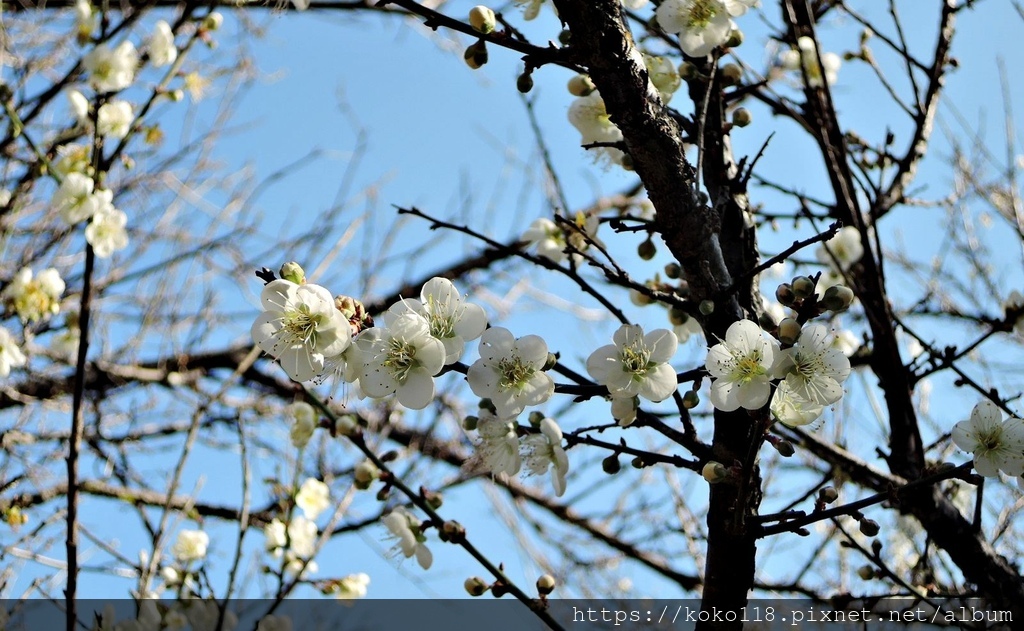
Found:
[631,456,645,469]
[682,390,699,409]
[664,262,681,279]
[537,574,556,595]
[732,107,752,128]
[558,29,572,46]
[859,518,880,537]
[465,577,489,596]
[726,28,744,48]
[702,461,728,484]
[517,72,534,93]
[678,61,698,79]
[638,239,657,260]
[468,5,496,35]
[777,318,801,345]
[720,63,742,86]
[699,299,715,315]
[818,486,838,504]
[567,74,595,97]
[542,352,558,371]
[279,261,305,285]
[775,440,795,457]
[776,283,795,305]
[602,454,621,475]
[791,276,815,300]
[668,307,689,327]
[822,284,855,311]
[528,411,545,427]
[857,565,875,580]
[463,415,479,431]
[423,489,443,510]
[202,12,223,31]
[464,40,488,69]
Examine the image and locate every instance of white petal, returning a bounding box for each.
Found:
[415,544,433,570]
[971,400,1003,434]
[586,344,620,385]
[645,329,678,364]
[278,346,322,382]
[360,365,398,398]
[710,379,740,412]
[261,280,298,311]
[951,419,981,453]
[396,369,436,410]
[639,364,677,402]
[453,303,488,340]
[415,337,447,375]
[479,327,515,360]
[515,335,549,367]
[736,380,770,410]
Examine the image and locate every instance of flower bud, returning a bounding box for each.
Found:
[678,61,698,79]
[822,284,855,311]
[629,289,654,306]
[279,261,305,285]
[777,318,801,345]
[698,299,714,315]
[774,440,795,457]
[720,63,742,86]
[776,283,795,305]
[702,461,728,484]
[664,262,681,279]
[857,565,875,580]
[465,576,489,596]
[423,488,443,510]
[354,461,380,486]
[442,520,466,540]
[169,89,185,102]
[537,574,556,595]
[335,415,357,437]
[528,411,545,427]
[818,486,838,504]
[517,72,534,93]
[543,352,558,371]
[558,29,572,46]
[463,415,479,431]
[791,276,815,300]
[859,517,880,537]
[202,12,223,31]
[682,390,699,409]
[602,454,621,475]
[637,238,657,260]
[726,28,744,48]
[732,107,752,128]
[464,40,488,69]
[631,456,645,469]
[288,401,317,449]
[468,5,496,34]
[567,74,595,97]
[668,307,689,327]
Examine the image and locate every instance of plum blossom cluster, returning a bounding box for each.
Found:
[705,319,851,427]
[522,212,601,265]
[779,36,842,88]
[469,409,570,497]
[655,0,759,58]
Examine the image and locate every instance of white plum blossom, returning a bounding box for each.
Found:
[523,213,601,265]
[522,417,569,497]
[86,207,129,258]
[54,143,91,177]
[52,172,109,224]
[655,0,732,58]
[295,478,330,520]
[770,381,824,428]
[514,0,549,21]
[705,320,777,412]
[467,327,554,417]
[287,401,317,448]
[587,324,678,402]
[251,279,352,383]
[332,573,370,599]
[97,100,133,139]
[644,54,681,103]
[772,324,850,406]
[779,36,841,88]
[388,277,487,364]
[952,400,1024,477]
[673,316,704,344]
[83,41,139,92]
[724,0,759,16]
[816,226,863,271]
[265,516,319,575]
[0,327,27,377]
[171,529,209,564]
[2,267,65,324]
[66,89,90,125]
[473,410,521,478]
[74,0,95,40]
[382,506,432,570]
[148,20,177,67]
[568,91,625,166]
[357,312,445,409]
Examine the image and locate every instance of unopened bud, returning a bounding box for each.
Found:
[423,489,443,510]
[776,283,795,305]
[558,29,572,46]
[682,390,699,409]
[602,454,621,475]
[822,284,855,311]
[468,5,496,34]
[778,318,801,345]
[169,89,185,102]
[354,461,380,487]
[517,72,534,93]
[818,486,838,504]
[335,415,357,437]
[464,40,488,69]
[528,411,545,427]
[859,517,880,537]
[202,12,223,31]
[463,415,479,431]
[699,299,714,315]
[702,461,728,483]
[630,289,654,306]
[664,262,681,279]
[279,261,305,285]
[668,307,689,327]
[442,520,465,540]
[537,574,556,595]
[465,577,489,596]
[791,276,815,300]
[543,352,558,371]
[720,63,742,86]
[638,239,657,260]
[732,107,752,128]
[479,398,497,414]
[631,456,645,469]
[678,61,698,79]
[726,28,744,48]
[567,74,595,97]
[774,440,795,457]
[857,565,875,580]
